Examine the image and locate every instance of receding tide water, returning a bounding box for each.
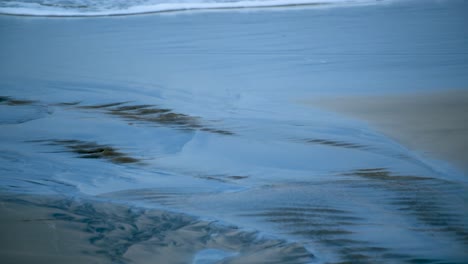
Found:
[1,0,468,263]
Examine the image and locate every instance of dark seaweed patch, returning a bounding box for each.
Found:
[35,139,140,164]
[76,102,234,135]
[78,102,128,109]
[53,101,81,106]
[0,96,8,103]
[227,175,249,180]
[303,138,368,150]
[197,174,249,183]
[0,96,36,106]
[343,168,432,181]
[111,104,154,112]
[298,138,420,165]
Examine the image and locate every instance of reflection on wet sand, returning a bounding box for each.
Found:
[243,205,381,263]
[344,168,468,248]
[0,193,314,264]
[32,139,141,164]
[236,167,468,263]
[77,102,234,135]
[99,188,187,207]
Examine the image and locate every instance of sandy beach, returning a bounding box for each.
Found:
[1,0,468,263]
[0,193,313,264]
[307,89,468,176]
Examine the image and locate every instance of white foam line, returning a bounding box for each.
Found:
[0,0,386,17]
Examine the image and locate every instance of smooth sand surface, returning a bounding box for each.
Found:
[307,90,468,175]
[0,196,107,264]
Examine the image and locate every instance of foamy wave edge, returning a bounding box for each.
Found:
[0,0,384,17]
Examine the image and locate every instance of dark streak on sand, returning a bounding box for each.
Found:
[0,96,37,106]
[31,139,141,165]
[303,138,368,150]
[53,101,82,106]
[77,102,234,135]
[197,174,250,183]
[2,96,234,135]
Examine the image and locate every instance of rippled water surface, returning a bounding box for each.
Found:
[1,0,468,263]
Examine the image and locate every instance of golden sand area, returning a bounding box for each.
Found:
[306,89,468,175]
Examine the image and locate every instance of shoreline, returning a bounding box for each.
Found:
[2,1,468,263]
[0,192,313,264]
[305,89,468,176]
[0,0,385,18]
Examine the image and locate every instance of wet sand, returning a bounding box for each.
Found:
[307,90,468,175]
[0,193,313,264]
[1,1,468,263]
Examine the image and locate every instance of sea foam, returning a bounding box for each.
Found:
[0,0,387,16]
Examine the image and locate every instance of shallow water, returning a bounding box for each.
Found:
[1,1,468,263]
